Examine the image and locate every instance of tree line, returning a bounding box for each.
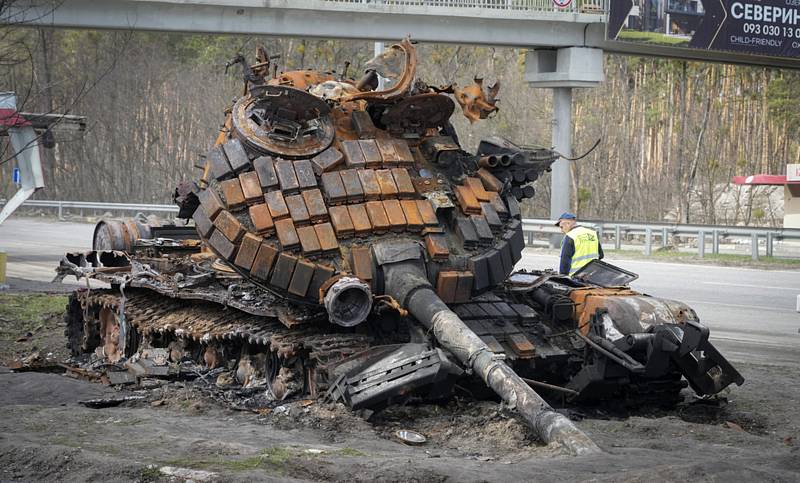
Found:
[1,29,797,226]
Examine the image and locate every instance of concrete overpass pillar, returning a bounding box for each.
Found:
[525,47,604,247]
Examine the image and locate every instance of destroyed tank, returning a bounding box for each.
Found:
[58,39,743,454]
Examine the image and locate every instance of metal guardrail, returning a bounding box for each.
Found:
[4,199,798,260]
[522,219,800,260]
[0,199,178,220]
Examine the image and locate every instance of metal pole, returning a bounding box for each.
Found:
[644,227,652,256]
[527,231,534,246]
[712,230,719,255]
[698,230,705,258]
[751,233,759,260]
[661,227,668,249]
[58,201,63,221]
[766,232,773,258]
[614,225,621,250]
[549,87,572,248]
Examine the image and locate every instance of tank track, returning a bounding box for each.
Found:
[64,288,373,398]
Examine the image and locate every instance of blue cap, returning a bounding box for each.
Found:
[554,212,576,225]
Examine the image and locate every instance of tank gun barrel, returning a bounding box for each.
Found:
[378,246,600,456]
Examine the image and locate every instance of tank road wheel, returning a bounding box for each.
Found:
[64,293,101,357]
[265,350,307,400]
[96,306,138,363]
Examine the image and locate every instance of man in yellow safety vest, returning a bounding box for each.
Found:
[555,212,604,276]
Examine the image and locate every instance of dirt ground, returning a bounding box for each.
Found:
[0,282,798,482]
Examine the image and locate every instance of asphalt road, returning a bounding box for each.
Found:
[2,217,798,368]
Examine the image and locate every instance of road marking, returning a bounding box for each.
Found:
[703,281,800,291]
[684,299,792,313]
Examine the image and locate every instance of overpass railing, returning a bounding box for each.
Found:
[4,199,797,260]
[317,0,609,16]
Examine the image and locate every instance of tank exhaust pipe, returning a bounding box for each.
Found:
[379,248,600,456]
[323,277,373,327]
[499,154,512,167]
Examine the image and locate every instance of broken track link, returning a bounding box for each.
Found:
[65,288,373,397]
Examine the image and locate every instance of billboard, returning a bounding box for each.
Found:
[608,0,800,60]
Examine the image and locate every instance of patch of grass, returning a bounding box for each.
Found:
[334,447,366,457]
[158,446,364,474]
[138,465,162,482]
[0,293,67,336]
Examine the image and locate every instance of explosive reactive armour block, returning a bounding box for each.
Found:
[495,239,513,275]
[393,139,415,166]
[481,202,503,233]
[505,195,521,219]
[357,169,382,201]
[477,168,503,192]
[425,233,449,260]
[400,199,423,232]
[270,252,297,290]
[382,199,407,232]
[340,169,364,203]
[208,229,237,261]
[250,243,278,280]
[275,160,300,193]
[198,187,225,220]
[234,233,262,271]
[308,264,335,302]
[274,218,300,250]
[249,204,274,235]
[376,137,399,165]
[285,194,310,225]
[416,200,439,227]
[351,110,376,139]
[485,249,506,284]
[454,185,481,215]
[253,156,279,190]
[296,225,321,255]
[222,138,251,173]
[348,204,372,236]
[207,145,233,181]
[455,217,479,248]
[465,177,491,202]
[239,171,263,205]
[341,140,366,169]
[454,272,474,303]
[302,189,328,223]
[488,192,509,221]
[311,147,344,175]
[314,222,339,254]
[358,140,383,168]
[391,168,416,198]
[365,201,390,233]
[350,246,373,286]
[264,191,290,219]
[436,271,459,303]
[469,252,491,292]
[321,171,347,204]
[328,205,354,237]
[193,207,214,238]
[288,259,316,297]
[213,211,245,243]
[375,169,398,199]
[220,178,246,210]
[471,215,494,246]
[294,160,317,190]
